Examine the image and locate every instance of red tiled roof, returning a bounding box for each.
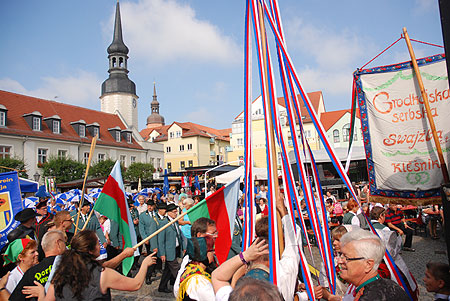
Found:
[0,90,143,150]
[320,108,361,131]
[140,121,231,142]
[235,91,323,123]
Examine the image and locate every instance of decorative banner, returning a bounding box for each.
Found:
[0,171,25,249]
[356,54,449,204]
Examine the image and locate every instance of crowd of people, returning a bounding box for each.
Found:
[0,183,447,301]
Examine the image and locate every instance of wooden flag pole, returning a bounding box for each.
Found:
[134,211,188,249]
[74,135,98,234]
[403,28,450,183]
[256,0,284,255]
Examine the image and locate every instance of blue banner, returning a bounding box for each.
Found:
[0,171,24,249]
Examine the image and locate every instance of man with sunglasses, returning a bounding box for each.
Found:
[338,229,409,300]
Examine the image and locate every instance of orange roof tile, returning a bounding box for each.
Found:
[0,90,143,150]
[320,108,360,131]
[140,121,230,142]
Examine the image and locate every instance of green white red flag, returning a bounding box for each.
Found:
[93,161,137,275]
[187,177,240,264]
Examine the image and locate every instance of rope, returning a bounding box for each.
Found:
[409,38,444,48]
[360,35,444,70]
[360,36,403,69]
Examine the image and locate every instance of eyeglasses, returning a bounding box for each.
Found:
[338,254,365,262]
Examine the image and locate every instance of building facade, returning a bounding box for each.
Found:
[228,92,325,168]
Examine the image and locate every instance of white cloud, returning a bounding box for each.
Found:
[106,0,241,65]
[0,71,101,107]
[184,107,216,125]
[413,0,438,14]
[194,81,229,103]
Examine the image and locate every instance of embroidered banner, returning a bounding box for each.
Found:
[356,54,449,203]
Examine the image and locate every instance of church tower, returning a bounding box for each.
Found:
[146,82,165,129]
[100,1,138,130]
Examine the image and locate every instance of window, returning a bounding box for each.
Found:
[150,157,154,167]
[0,146,11,158]
[79,125,86,138]
[180,161,185,169]
[33,117,41,131]
[342,123,350,142]
[38,148,47,164]
[98,153,105,162]
[333,130,340,143]
[167,162,172,172]
[0,111,6,127]
[120,155,126,165]
[127,133,132,144]
[156,158,161,169]
[176,131,182,138]
[166,146,171,153]
[179,145,184,152]
[93,127,99,138]
[115,131,121,142]
[57,150,67,159]
[83,152,89,164]
[237,138,243,146]
[305,130,311,138]
[187,144,193,150]
[188,160,193,167]
[52,120,60,134]
[169,132,174,139]
[131,156,136,164]
[354,132,358,141]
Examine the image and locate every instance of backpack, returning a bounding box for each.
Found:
[333,202,343,215]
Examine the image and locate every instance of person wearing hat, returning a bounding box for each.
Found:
[157,203,185,293]
[174,237,215,300]
[7,209,38,242]
[35,200,54,261]
[139,199,158,284]
[3,238,38,294]
[69,200,106,246]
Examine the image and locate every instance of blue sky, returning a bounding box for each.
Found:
[0,0,444,131]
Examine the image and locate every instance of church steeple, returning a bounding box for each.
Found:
[100,1,138,130]
[146,82,165,129]
[101,0,136,97]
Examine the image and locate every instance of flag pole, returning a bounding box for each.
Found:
[133,197,208,248]
[256,0,284,255]
[74,135,98,234]
[402,28,449,183]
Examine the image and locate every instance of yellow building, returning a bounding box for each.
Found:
[140,122,231,172]
[228,92,325,168]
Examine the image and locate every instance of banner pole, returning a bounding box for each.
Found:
[74,135,98,234]
[402,27,449,184]
[256,0,284,255]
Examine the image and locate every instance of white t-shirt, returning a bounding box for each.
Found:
[215,285,233,301]
[6,265,24,293]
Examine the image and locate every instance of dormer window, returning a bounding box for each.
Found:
[87,123,100,139]
[0,105,7,127]
[52,120,60,134]
[120,130,132,144]
[79,124,86,137]
[127,133,132,143]
[44,115,61,134]
[108,126,122,142]
[23,111,42,131]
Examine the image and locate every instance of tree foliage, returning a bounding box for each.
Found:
[0,157,28,178]
[41,156,86,184]
[124,162,154,182]
[89,159,124,178]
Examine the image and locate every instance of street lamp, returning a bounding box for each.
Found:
[33,172,40,182]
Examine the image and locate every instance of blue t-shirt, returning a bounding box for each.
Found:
[180,208,191,238]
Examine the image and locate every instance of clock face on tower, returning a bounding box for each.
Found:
[132,98,137,108]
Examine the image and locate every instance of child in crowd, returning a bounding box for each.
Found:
[424,262,450,301]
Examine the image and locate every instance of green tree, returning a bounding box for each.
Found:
[0,157,28,178]
[41,156,86,184]
[124,162,154,182]
[89,159,124,178]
